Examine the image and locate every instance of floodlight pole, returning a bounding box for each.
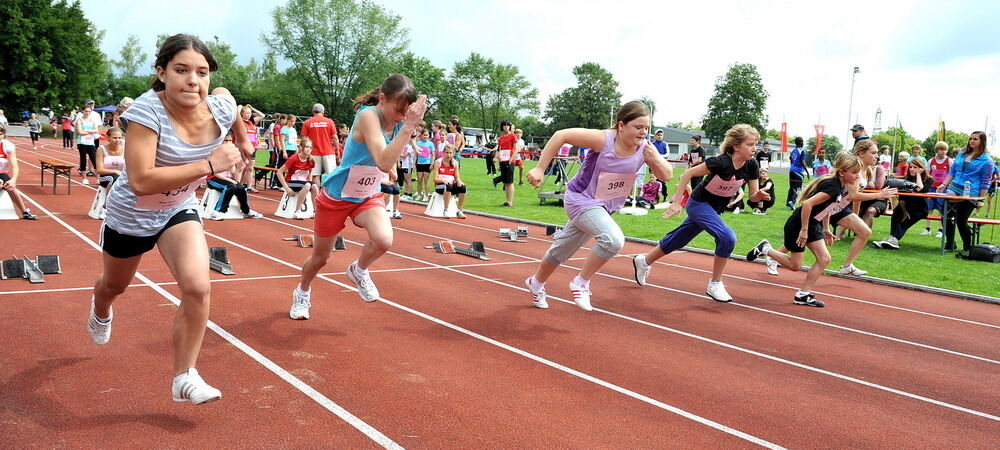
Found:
[846,66,859,146]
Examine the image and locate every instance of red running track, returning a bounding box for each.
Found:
[1,137,998,448]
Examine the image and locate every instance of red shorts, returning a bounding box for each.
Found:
[513,159,523,167]
[314,191,385,238]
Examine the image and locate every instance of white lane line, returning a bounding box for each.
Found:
[224,216,1000,422]
[205,230,784,449]
[17,190,403,450]
[372,219,1000,365]
[399,209,1000,329]
[0,260,568,296]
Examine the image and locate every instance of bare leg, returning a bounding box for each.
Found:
[765,246,804,271]
[532,258,559,283]
[156,221,213,376]
[442,190,452,211]
[643,246,667,265]
[92,252,143,318]
[505,183,515,206]
[837,214,871,267]
[3,186,30,213]
[457,193,466,210]
[710,256,728,282]
[294,187,309,210]
[353,206,393,270]
[297,234,337,291]
[579,252,612,280]
[802,240,832,292]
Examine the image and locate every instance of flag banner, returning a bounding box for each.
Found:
[814,125,825,155]
[780,122,788,153]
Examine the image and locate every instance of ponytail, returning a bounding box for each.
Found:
[353,87,380,110]
[353,74,418,112]
[799,153,861,205]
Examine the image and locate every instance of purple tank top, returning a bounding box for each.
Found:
[564,130,646,219]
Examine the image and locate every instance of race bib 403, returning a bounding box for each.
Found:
[342,165,384,198]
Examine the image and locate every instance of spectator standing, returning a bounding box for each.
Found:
[27,113,42,149]
[851,124,869,144]
[922,141,952,236]
[786,136,808,208]
[300,103,340,185]
[937,131,995,255]
[687,135,706,190]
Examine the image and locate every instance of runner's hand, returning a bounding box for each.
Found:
[207,143,241,175]
[662,202,683,219]
[824,230,835,246]
[404,95,428,128]
[878,187,898,199]
[526,167,544,188]
[796,229,808,248]
[750,190,771,202]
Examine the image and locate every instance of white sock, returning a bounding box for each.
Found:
[572,275,589,287]
[637,254,650,268]
[296,285,310,294]
[709,279,723,286]
[528,276,544,290]
[796,290,811,297]
[173,369,191,384]
[354,263,368,276]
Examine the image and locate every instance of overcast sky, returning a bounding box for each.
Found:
[81,0,999,151]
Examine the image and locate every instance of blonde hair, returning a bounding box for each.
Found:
[298,136,312,152]
[934,141,948,152]
[720,124,760,155]
[898,151,910,160]
[853,139,878,182]
[800,153,862,203]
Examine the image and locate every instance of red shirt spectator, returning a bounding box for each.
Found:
[282,153,316,182]
[301,114,337,157]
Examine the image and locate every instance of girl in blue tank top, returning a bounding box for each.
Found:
[523,101,674,312]
[290,74,427,316]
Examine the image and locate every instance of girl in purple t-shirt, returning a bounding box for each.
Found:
[523,101,674,311]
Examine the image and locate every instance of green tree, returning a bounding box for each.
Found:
[204,36,252,100]
[390,52,446,115]
[921,129,970,155]
[872,126,920,156]
[701,63,769,144]
[263,0,408,124]
[112,35,146,77]
[544,62,621,131]
[445,52,539,131]
[105,34,151,102]
[806,135,843,154]
[0,0,108,112]
[516,116,548,138]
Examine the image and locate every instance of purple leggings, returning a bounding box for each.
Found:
[658,198,737,258]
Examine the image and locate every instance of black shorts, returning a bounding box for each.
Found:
[396,167,409,186]
[101,209,202,259]
[860,199,888,217]
[0,173,10,183]
[29,131,40,141]
[416,163,431,173]
[380,183,400,195]
[435,183,467,195]
[783,213,825,253]
[287,180,311,192]
[829,208,853,225]
[498,161,514,184]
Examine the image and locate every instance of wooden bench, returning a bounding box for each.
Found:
[39,158,75,195]
[253,166,279,190]
[882,210,998,244]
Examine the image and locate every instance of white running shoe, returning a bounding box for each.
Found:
[525,277,548,309]
[632,254,651,286]
[935,230,943,238]
[243,210,263,219]
[706,280,733,302]
[290,286,311,320]
[392,211,402,219]
[209,211,223,221]
[292,211,305,220]
[919,228,931,236]
[347,262,379,302]
[872,236,899,250]
[765,257,779,275]
[171,368,222,405]
[836,264,868,276]
[87,297,112,345]
[455,210,466,219]
[81,178,90,185]
[569,279,592,311]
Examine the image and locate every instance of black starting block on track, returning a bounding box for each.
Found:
[209,247,234,275]
[425,240,489,260]
[1,255,62,283]
[545,225,562,236]
[498,226,529,243]
[281,235,347,251]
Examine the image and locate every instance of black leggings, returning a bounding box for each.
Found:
[944,200,977,251]
[62,130,73,148]
[207,178,251,214]
[890,203,928,240]
[77,144,97,172]
[787,172,805,206]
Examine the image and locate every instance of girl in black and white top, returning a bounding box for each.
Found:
[87,34,249,405]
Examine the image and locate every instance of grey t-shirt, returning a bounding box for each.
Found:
[103,89,236,236]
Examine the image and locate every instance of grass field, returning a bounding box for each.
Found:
[432,156,999,297]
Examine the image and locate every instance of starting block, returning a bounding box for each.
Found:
[545,225,562,236]
[87,185,108,219]
[498,226,529,242]
[425,240,488,260]
[1,255,61,283]
[1,190,20,220]
[281,235,347,250]
[208,247,234,275]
